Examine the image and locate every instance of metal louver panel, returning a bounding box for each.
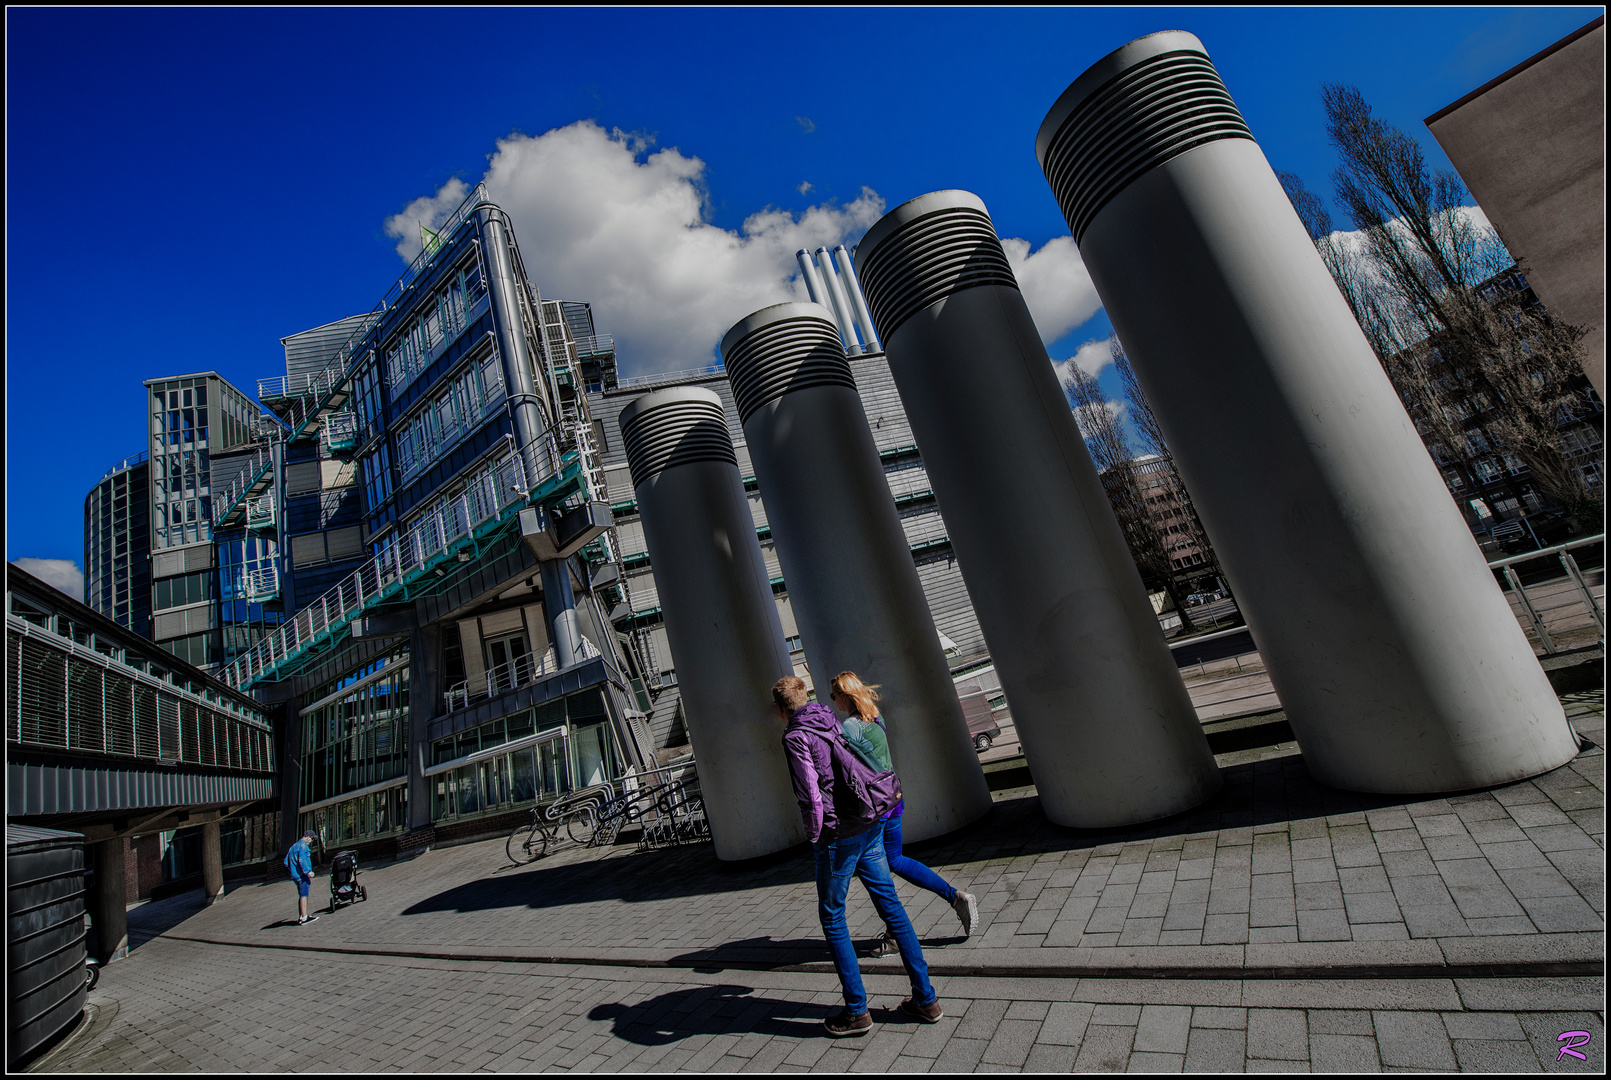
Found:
[104,672,136,756]
[68,656,104,752]
[620,391,737,487]
[856,204,1019,341]
[19,637,67,747]
[721,309,856,425]
[134,685,160,757]
[7,628,21,742]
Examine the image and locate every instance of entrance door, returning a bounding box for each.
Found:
[485,631,530,693]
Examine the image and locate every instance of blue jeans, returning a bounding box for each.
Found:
[814,825,936,1015]
[883,803,956,903]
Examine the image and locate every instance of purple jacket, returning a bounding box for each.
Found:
[782,702,873,845]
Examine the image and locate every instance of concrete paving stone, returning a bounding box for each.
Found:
[1509,802,1575,828]
[1157,930,1205,945]
[1178,858,1216,882]
[1252,852,1293,877]
[1369,829,1427,855]
[1378,853,1438,883]
[1086,907,1131,934]
[1128,892,1171,920]
[1241,978,1458,1012]
[1337,864,1393,893]
[1209,888,1253,916]
[1516,1011,1604,1073]
[1297,908,1352,941]
[1219,827,1255,846]
[1497,864,1580,899]
[1463,915,1540,935]
[1248,925,1299,943]
[1463,816,1531,844]
[1451,1038,1543,1072]
[1307,1010,1375,1036]
[932,1035,988,1071]
[1073,1023,1136,1072]
[1412,814,1467,838]
[1162,900,1209,932]
[1251,872,1295,899]
[1138,870,1178,896]
[980,1018,1041,1066]
[1109,863,1145,886]
[1441,1011,1526,1041]
[1372,1011,1456,1070]
[1186,1007,1247,1030]
[1296,881,1344,911]
[1421,833,1484,860]
[898,1014,959,1057]
[1365,808,1415,831]
[1517,893,1605,933]
[1246,1008,1308,1060]
[953,997,1009,1041]
[1080,932,1122,947]
[1093,1005,1145,1025]
[1145,850,1183,871]
[1390,873,1455,906]
[886,1054,935,1073]
[1526,824,1600,852]
[1023,1043,1079,1071]
[1290,837,1333,862]
[1349,922,1411,940]
[1342,888,1405,925]
[1038,1002,1096,1046]
[1099,882,1141,909]
[1127,1050,1186,1071]
[1493,782,1553,806]
[1182,1026,1246,1072]
[1453,977,1607,1013]
[1134,1005,1193,1054]
[1310,1033,1382,1072]
[1249,896,1297,928]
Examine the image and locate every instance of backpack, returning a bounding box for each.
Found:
[819,719,902,834]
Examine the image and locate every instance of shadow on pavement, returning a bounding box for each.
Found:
[126,889,210,951]
[666,933,971,971]
[588,983,927,1044]
[400,750,1550,919]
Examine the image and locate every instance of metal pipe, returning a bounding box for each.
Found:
[1036,30,1578,792]
[797,249,830,308]
[721,302,991,842]
[816,247,864,353]
[834,245,881,352]
[856,189,1221,829]
[619,387,803,860]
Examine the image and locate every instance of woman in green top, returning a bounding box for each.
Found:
[829,671,979,954]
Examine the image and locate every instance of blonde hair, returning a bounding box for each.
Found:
[830,671,881,720]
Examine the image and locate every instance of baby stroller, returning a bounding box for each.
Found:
[328,849,367,910]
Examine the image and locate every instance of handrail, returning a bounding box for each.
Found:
[1485,533,1604,570]
[613,362,725,390]
[100,450,149,481]
[211,442,277,526]
[222,440,534,691]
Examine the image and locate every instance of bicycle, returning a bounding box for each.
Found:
[506,805,558,864]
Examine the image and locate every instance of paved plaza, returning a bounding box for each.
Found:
[31,689,1606,1073]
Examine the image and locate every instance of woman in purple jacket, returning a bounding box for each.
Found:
[829,671,979,957]
[776,674,941,1037]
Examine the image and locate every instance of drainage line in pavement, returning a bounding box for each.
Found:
[157,934,1601,982]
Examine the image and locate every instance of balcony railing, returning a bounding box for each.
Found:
[221,441,534,691]
[100,450,149,481]
[246,494,276,531]
[614,363,725,391]
[442,636,602,714]
[241,564,280,603]
[212,443,277,527]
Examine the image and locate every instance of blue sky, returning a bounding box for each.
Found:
[6,6,1599,586]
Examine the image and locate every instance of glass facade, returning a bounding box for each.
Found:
[299,648,409,815]
[216,533,284,667]
[84,455,151,637]
[427,687,623,825]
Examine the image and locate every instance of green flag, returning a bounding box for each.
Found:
[420,222,441,255]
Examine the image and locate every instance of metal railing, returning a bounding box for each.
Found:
[380,183,490,312]
[573,334,614,358]
[386,288,491,392]
[241,564,280,603]
[442,636,603,714]
[321,411,361,455]
[99,450,149,481]
[1490,534,1605,655]
[221,442,533,691]
[614,362,726,391]
[246,494,275,531]
[211,442,277,526]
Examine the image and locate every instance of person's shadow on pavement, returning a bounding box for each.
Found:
[590,984,921,1044]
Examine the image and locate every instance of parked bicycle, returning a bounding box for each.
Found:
[506,805,558,864]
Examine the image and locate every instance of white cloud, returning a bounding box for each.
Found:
[16,558,83,601]
[383,121,884,374]
[797,180,813,195]
[1071,398,1126,440]
[1050,338,1114,390]
[1000,235,1103,347]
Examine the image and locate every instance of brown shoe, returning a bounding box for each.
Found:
[824,1009,874,1037]
[901,996,944,1023]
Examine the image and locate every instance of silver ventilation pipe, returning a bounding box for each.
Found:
[721,302,991,842]
[796,248,830,309]
[1037,30,1577,793]
[815,246,864,353]
[834,244,881,352]
[619,387,804,860]
[857,189,1221,829]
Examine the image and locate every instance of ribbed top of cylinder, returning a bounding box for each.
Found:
[854,190,1019,341]
[720,303,856,425]
[619,386,737,487]
[1036,30,1253,244]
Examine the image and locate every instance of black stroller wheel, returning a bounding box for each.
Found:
[358,886,367,902]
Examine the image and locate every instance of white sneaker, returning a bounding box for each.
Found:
[952,891,978,936]
[299,915,319,925]
[869,931,899,958]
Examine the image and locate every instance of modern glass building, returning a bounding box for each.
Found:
[84,452,152,639]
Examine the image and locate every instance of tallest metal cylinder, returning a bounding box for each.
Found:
[1036,30,1578,793]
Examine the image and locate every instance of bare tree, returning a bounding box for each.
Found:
[1280,85,1602,528]
[1064,361,1196,631]
[1110,334,1226,599]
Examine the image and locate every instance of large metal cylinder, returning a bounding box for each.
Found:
[1036,31,1578,793]
[856,190,1221,828]
[620,387,804,859]
[721,303,992,842]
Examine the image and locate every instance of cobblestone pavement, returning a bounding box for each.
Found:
[29,690,1605,1072]
[43,940,1605,1072]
